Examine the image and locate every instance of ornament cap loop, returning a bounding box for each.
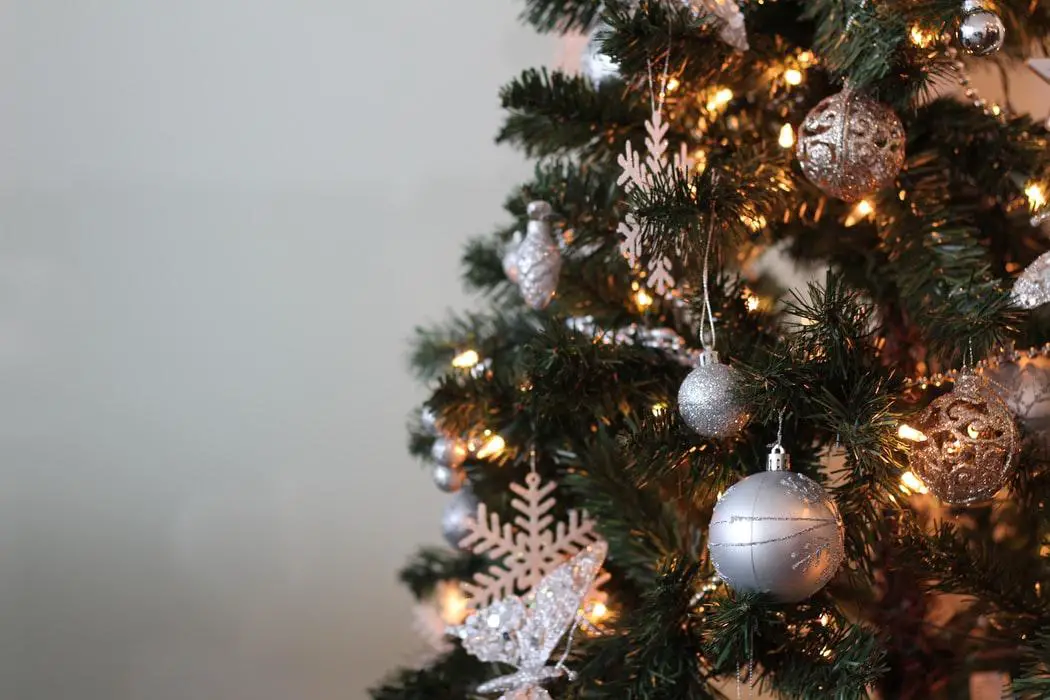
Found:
[697,348,721,367]
[767,444,791,472]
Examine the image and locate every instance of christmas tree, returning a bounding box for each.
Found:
[371,1,1050,697]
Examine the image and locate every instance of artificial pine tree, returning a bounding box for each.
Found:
[372,1,1050,697]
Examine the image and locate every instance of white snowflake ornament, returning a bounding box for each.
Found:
[449,541,608,700]
[458,471,606,609]
[685,0,749,52]
[617,110,692,294]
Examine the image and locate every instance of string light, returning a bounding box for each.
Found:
[778,123,796,148]
[705,88,733,112]
[797,51,815,67]
[844,199,874,227]
[451,349,480,369]
[900,470,930,495]
[651,401,669,417]
[746,294,761,312]
[1026,182,1047,211]
[909,26,937,48]
[665,77,681,93]
[635,288,654,310]
[898,424,928,442]
[784,68,803,86]
[741,213,767,232]
[476,433,506,460]
[436,581,470,625]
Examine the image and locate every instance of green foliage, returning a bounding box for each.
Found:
[382,0,1050,697]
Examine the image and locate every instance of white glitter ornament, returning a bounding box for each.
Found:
[505,201,562,310]
[708,442,845,602]
[796,86,906,202]
[1013,251,1050,309]
[678,348,749,438]
[449,541,607,700]
[684,0,749,52]
[986,351,1050,459]
[458,471,605,608]
[581,23,620,87]
[957,1,1005,56]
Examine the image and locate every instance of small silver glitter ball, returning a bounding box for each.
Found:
[708,452,845,602]
[431,437,467,469]
[432,463,467,493]
[796,88,906,202]
[581,24,620,87]
[442,489,478,548]
[677,349,749,438]
[516,201,562,310]
[958,3,1005,56]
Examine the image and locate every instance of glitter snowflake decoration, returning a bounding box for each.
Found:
[617,109,691,295]
[459,472,606,609]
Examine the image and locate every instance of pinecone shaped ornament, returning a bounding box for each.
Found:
[514,201,562,310]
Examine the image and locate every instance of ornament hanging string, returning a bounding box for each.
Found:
[700,201,718,349]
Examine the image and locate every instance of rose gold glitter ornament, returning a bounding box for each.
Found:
[905,372,1020,505]
[796,86,906,202]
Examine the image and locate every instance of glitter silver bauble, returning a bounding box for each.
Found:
[677,349,749,437]
[796,87,906,202]
[684,0,749,52]
[1012,250,1050,309]
[581,23,620,87]
[515,201,562,310]
[421,406,440,435]
[431,437,467,469]
[442,489,479,548]
[708,445,845,602]
[502,231,523,284]
[905,372,1019,505]
[957,2,1005,56]
[432,463,467,493]
[985,353,1050,459]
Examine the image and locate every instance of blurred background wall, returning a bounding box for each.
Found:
[0,2,553,698]
[0,3,1046,700]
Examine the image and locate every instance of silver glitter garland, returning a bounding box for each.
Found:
[708,443,845,602]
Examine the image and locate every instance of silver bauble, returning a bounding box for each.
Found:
[516,201,562,310]
[421,406,440,435]
[442,489,478,548]
[708,446,845,602]
[432,463,467,493]
[581,24,620,87]
[906,372,1019,505]
[985,354,1050,459]
[677,349,749,437]
[502,231,523,284]
[957,2,1005,56]
[796,88,906,202]
[431,437,467,469]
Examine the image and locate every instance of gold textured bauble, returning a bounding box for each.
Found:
[907,373,1019,505]
[795,88,906,202]
[984,353,1050,459]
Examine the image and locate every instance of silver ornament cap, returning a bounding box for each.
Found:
[516,201,562,310]
[431,437,467,469]
[958,3,1005,56]
[708,446,845,602]
[432,463,467,493]
[442,489,478,548]
[677,349,749,437]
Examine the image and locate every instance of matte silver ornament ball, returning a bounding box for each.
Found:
[957,1,1005,56]
[678,349,749,438]
[432,463,467,493]
[431,437,467,469]
[514,201,562,310]
[708,445,845,602]
[581,23,620,87]
[442,489,479,548]
[796,87,906,202]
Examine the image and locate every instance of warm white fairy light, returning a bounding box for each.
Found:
[900,470,930,495]
[844,199,875,227]
[1026,182,1047,211]
[909,25,937,48]
[475,433,506,460]
[452,349,480,369]
[784,68,803,86]
[778,123,796,148]
[746,294,761,312]
[635,288,654,310]
[436,581,470,625]
[651,401,669,417]
[705,88,734,112]
[898,424,928,442]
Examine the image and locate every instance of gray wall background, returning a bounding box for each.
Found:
[0,2,553,699]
